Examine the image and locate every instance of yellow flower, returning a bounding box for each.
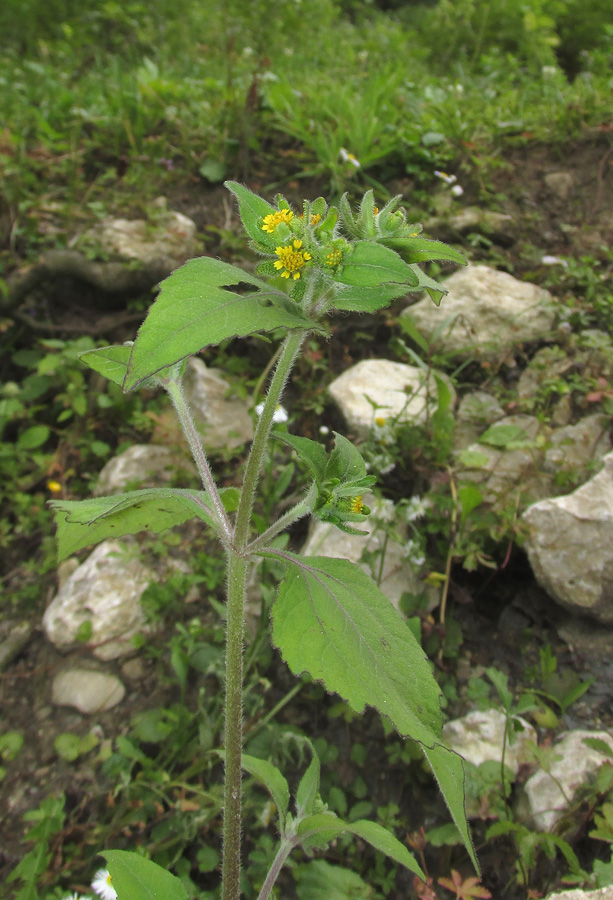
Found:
[375,416,386,427]
[261,209,293,233]
[274,240,312,280]
[325,248,343,267]
[47,479,62,493]
[350,495,364,515]
[310,213,322,225]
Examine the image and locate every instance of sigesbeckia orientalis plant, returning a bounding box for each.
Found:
[50,183,476,900]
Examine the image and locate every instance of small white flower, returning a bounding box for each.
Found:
[254,402,288,423]
[434,170,457,185]
[319,425,330,435]
[541,65,558,78]
[454,83,464,94]
[405,495,429,522]
[339,148,361,168]
[450,184,464,197]
[91,869,118,900]
[541,255,568,267]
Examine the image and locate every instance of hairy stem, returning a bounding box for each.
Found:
[256,837,295,900]
[165,378,233,544]
[222,551,249,900]
[234,329,308,551]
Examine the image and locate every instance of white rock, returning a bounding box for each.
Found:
[182,358,253,450]
[523,452,613,622]
[525,730,613,831]
[82,207,199,270]
[95,444,196,495]
[328,359,455,438]
[443,709,536,774]
[52,668,125,714]
[43,541,154,660]
[401,265,555,359]
[544,414,611,478]
[547,889,613,900]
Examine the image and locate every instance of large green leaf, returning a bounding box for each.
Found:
[103,850,188,900]
[336,242,419,288]
[124,257,311,390]
[80,344,131,386]
[274,431,328,482]
[50,488,219,562]
[270,553,476,868]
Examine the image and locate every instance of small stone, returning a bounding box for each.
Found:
[121,658,146,680]
[443,709,536,775]
[547,890,613,900]
[524,730,613,831]
[52,668,126,714]
[544,171,574,200]
[95,444,195,495]
[43,541,154,660]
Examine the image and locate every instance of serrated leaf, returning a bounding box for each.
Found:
[270,552,476,869]
[336,242,419,288]
[225,180,277,247]
[103,849,188,900]
[383,236,467,267]
[50,488,216,562]
[241,753,290,820]
[124,257,311,390]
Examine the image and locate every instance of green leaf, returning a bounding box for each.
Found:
[271,553,476,869]
[294,859,372,900]
[337,242,419,288]
[333,282,410,313]
[297,812,348,849]
[124,257,311,390]
[275,432,327,482]
[457,483,484,525]
[479,424,526,448]
[50,488,216,562]
[295,750,321,816]
[324,432,370,486]
[224,180,277,247]
[383,236,467,267]
[348,818,424,878]
[240,753,290,820]
[80,345,132,386]
[17,425,50,450]
[103,849,189,900]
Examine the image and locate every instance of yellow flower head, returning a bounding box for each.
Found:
[261,209,293,233]
[46,479,62,493]
[375,416,386,427]
[325,248,343,268]
[350,495,364,515]
[274,240,312,280]
[310,213,322,225]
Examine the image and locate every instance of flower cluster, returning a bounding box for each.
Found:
[434,169,463,197]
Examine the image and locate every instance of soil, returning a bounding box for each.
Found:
[1,135,613,899]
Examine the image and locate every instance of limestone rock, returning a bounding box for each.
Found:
[544,171,574,200]
[524,730,613,830]
[80,202,199,272]
[544,414,611,480]
[52,668,125,714]
[43,541,154,660]
[328,359,455,439]
[547,891,613,900]
[443,709,536,775]
[401,265,555,359]
[94,444,196,495]
[523,453,613,622]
